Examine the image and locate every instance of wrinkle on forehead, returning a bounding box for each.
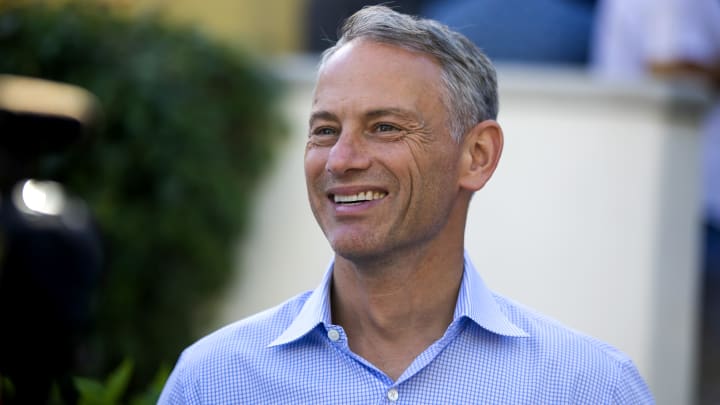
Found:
[315,40,455,137]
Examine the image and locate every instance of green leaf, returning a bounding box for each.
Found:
[130,364,171,405]
[104,359,134,403]
[75,359,134,405]
[1,376,16,399]
[75,377,105,405]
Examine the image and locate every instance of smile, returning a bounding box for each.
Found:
[333,191,387,204]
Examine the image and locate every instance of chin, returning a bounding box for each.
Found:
[330,240,400,267]
[329,238,378,261]
[330,240,371,258]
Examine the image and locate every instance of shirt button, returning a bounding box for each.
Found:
[387,388,399,402]
[327,328,340,342]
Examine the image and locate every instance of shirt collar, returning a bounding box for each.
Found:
[268,251,528,347]
[455,251,529,337]
[268,260,333,347]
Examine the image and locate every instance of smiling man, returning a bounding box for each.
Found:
[159,6,654,404]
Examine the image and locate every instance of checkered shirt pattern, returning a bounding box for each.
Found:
[159,252,654,404]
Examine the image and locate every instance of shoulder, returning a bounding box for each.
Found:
[158,291,312,403]
[494,293,627,360]
[185,290,310,363]
[491,293,654,402]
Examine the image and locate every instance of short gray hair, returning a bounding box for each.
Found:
[318,5,498,141]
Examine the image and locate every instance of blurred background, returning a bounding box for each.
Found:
[0,0,716,404]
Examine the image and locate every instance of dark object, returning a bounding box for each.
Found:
[0,75,96,188]
[0,75,102,405]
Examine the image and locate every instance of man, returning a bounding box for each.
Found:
[159,6,653,403]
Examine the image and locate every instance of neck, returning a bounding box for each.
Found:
[330,245,465,380]
[332,246,464,320]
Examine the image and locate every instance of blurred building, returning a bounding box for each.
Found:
[95,0,308,54]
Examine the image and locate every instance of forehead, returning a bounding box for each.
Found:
[313,39,444,110]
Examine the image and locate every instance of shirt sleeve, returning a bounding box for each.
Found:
[612,360,655,404]
[158,351,192,405]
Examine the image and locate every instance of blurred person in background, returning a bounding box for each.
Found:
[160,6,652,403]
[306,0,598,66]
[304,0,424,52]
[591,0,720,402]
[422,0,598,65]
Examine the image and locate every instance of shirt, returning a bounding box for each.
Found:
[159,252,654,404]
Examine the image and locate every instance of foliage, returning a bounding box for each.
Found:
[74,360,169,405]
[0,0,285,392]
[75,360,133,405]
[1,376,15,399]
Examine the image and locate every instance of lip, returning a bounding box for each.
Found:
[325,185,388,215]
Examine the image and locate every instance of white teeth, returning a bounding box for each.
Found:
[334,191,387,203]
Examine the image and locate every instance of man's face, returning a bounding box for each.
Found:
[305,39,464,262]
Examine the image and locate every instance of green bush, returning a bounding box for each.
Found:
[0,0,285,393]
[74,359,169,405]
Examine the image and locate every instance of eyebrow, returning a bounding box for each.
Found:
[308,107,422,126]
[308,110,337,127]
[365,107,421,122]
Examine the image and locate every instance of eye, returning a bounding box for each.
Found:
[375,123,399,132]
[311,126,338,136]
[308,126,339,147]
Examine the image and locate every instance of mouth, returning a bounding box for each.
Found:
[330,190,387,205]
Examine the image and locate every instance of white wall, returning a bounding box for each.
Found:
[217,60,708,405]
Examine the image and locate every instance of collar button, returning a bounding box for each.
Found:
[327,328,340,342]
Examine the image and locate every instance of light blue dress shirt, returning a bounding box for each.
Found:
[159,253,654,404]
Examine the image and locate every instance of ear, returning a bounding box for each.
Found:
[458,120,504,192]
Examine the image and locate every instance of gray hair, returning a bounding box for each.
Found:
[318,5,498,141]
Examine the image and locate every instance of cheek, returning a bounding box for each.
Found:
[402,142,446,181]
[410,148,460,194]
[304,146,328,179]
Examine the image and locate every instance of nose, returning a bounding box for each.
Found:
[325,130,371,175]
